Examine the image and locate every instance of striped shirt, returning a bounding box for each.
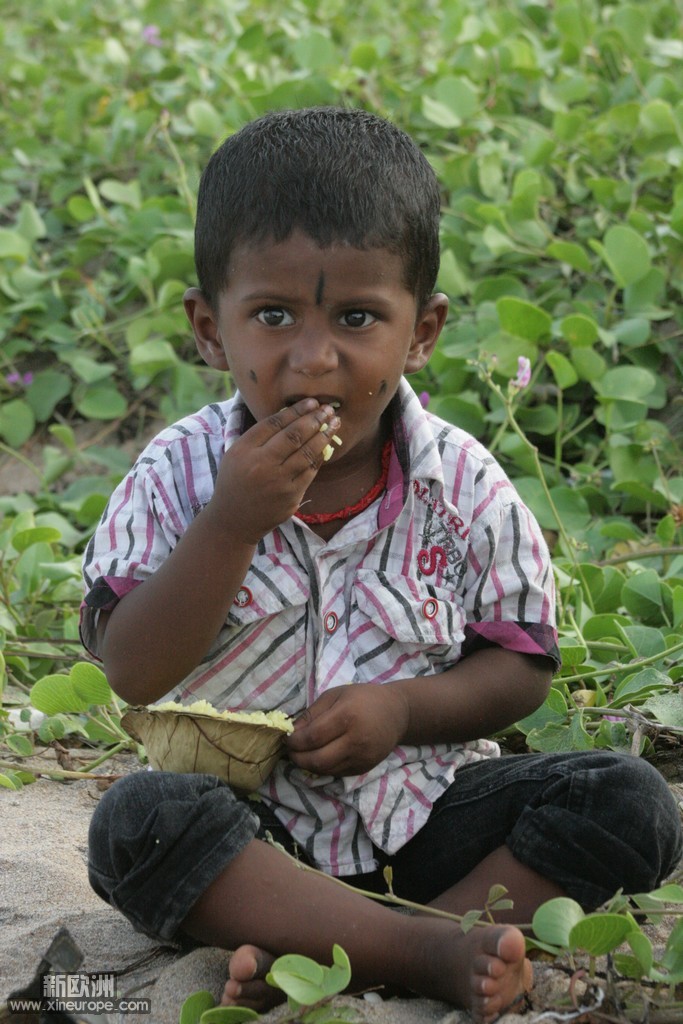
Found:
[81,378,559,876]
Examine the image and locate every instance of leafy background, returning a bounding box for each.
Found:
[1,0,682,783]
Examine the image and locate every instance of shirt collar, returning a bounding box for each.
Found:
[379,378,445,527]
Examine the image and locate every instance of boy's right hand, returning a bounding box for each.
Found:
[209,399,341,545]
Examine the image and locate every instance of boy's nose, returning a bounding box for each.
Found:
[288,328,338,377]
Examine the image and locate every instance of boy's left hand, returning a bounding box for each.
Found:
[286,684,409,777]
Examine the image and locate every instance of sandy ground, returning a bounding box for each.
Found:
[1,756,682,1024]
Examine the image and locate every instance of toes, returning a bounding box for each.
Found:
[222,945,280,1012]
[228,944,268,983]
[222,978,282,1011]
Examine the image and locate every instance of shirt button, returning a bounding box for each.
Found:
[234,586,253,607]
[324,612,339,634]
[422,598,439,620]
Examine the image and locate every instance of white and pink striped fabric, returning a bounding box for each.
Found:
[81,379,558,876]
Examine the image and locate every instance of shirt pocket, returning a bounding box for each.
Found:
[179,568,310,714]
[349,569,466,680]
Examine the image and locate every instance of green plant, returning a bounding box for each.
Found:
[528,885,683,1018]
[0,658,137,789]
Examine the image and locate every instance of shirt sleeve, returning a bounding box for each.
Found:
[79,432,210,657]
[460,474,560,670]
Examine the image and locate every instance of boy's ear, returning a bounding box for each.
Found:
[183,287,230,371]
[403,293,449,374]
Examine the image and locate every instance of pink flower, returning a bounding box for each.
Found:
[419,391,430,408]
[5,372,32,387]
[512,356,531,390]
[142,24,162,46]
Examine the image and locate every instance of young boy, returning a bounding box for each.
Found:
[82,108,681,1023]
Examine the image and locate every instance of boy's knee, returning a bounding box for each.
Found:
[587,753,682,881]
[87,771,257,912]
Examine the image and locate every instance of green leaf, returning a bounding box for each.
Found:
[546,351,578,389]
[99,178,142,209]
[11,527,61,553]
[322,944,351,996]
[0,398,35,447]
[627,928,653,975]
[620,570,664,624]
[129,339,179,377]
[5,733,34,756]
[74,383,128,420]
[292,31,336,71]
[546,241,592,272]
[30,674,91,715]
[558,637,587,667]
[17,201,47,241]
[611,668,672,707]
[37,716,68,743]
[567,711,593,750]
[25,370,72,422]
[526,720,580,752]
[0,771,24,790]
[640,99,677,138]
[0,228,31,261]
[601,226,652,287]
[594,366,656,402]
[496,297,552,342]
[186,100,224,138]
[516,686,568,734]
[200,1009,259,1023]
[560,314,598,347]
[640,692,683,728]
[532,898,585,948]
[432,75,479,122]
[633,883,683,908]
[71,662,112,705]
[652,918,683,983]
[569,913,636,956]
[422,95,462,129]
[266,954,326,1005]
[179,990,216,1024]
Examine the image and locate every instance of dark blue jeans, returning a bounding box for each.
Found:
[88,751,682,942]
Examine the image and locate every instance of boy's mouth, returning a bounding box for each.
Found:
[285,396,342,410]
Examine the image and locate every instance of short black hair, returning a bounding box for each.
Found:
[194,107,441,312]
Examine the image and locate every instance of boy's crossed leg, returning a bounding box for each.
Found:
[181,837,535,1024]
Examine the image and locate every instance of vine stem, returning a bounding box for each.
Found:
[0,441,42,480]
[476,365,595,609]
[264,834,533,929]
[0,758,124,781]
[598,546,683,567]
[558,637,683,685]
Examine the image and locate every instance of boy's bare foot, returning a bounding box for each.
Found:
[222,944,280,1011]
[447,925,531,1023]
[221,925,531,1023]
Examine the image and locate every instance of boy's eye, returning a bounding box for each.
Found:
[256,307,294,327]
[340,310,375,328]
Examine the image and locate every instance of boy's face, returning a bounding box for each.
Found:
[185,231,447,465]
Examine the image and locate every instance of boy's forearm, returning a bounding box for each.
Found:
[392,648,552,746]
[100,503,256,705]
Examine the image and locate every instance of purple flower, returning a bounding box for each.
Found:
[142,24,162,46]
[418,391,430,408]
[5,372,32,387]
[512,356,531,390]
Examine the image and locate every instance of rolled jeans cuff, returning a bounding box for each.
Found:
[88,772,259,942]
